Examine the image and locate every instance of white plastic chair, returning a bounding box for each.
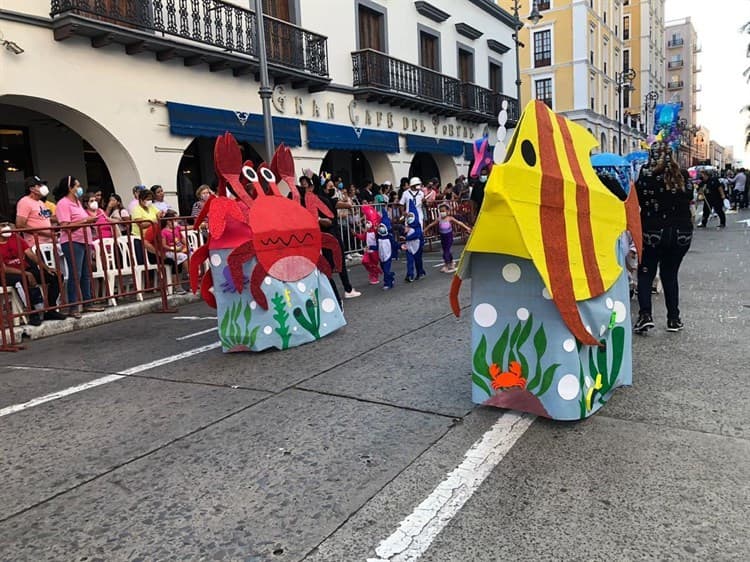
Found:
[116,236,171,300]
[186,229,209,274]
[37,242,69,281]
[0,285,27,326]
[90,238,119,307]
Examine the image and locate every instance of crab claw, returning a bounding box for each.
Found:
[189,244,210,294]
[227,240,256,302]
[200,271,216,309]
[207,198,245,240]
[271,143,297,195]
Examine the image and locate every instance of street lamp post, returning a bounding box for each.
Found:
[255,0,275,161]
[615,68,636,155]
[510,1,543,105]
[644,90,658,136]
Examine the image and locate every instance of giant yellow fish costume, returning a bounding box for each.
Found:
[451,100,642,347]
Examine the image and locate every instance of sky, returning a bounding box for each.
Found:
[665,0,750,164]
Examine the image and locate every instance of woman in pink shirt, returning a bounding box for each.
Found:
[84,191,114,239]
[53,176,103,317]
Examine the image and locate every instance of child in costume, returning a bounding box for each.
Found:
[425,203,472,273]
[401,199,426,283]
[356,205,382,285]
[376,205,396,289]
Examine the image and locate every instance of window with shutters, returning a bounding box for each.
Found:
[263,0,293,22]
[533,30,551,67]
[359,5,385,51]
[420,31,440,71]
[535,78,553,108]
[489,61,503,93]
[458,48,474,82]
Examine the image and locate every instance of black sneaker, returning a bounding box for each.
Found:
[404,276,415,283]
[666,318,684,332]
[29,313,43,326]
[633,313,655,333]
[44,310,68,321]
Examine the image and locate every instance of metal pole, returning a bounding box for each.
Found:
[513,0,522,104]
[255,0,275,161]
[618,85,622,156]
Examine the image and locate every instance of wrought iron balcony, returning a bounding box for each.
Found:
[667,81,684,90]
[352,49,462,116]
[667,38,684,48]
[457,83,519,124]
[49,0,330,90]
[667,60,684,69]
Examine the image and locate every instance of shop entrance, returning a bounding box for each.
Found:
[176,137,264,216]
[408,152,441,185]
[320,150,374,189]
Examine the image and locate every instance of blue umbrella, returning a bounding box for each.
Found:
[591,153,628,167]
[624,151,648,163]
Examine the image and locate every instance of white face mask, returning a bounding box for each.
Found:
[38,185,49,198]
[89,201,99,211]
[146,200,154,207]
[439,212,447,218]
[1,225,12,238]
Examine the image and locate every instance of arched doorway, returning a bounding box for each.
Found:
[176,138,264,216]
[320,150,374,189]
[408,152,441,184]
[0,98,124,220]
[600,132,607,153]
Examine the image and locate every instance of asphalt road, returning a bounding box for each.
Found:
[1,220,748,562]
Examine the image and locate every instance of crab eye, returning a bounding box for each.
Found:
[260,167,276,183]
[242,166,258,183]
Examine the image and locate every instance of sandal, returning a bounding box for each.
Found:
[71,311,82,319]
[83,306,105,313]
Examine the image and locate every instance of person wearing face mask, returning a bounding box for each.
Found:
[633,142,693,333]
[16,176,55,246]
[0,216,67,324]
[84,191,113,239]
[425,203,472,273]
[469,166,489,220]
[53,175,103,318]
[131,189,163,239]
[106,194,131,235]
[399,177,426,227]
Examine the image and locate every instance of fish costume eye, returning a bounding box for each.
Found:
[521,140,537,167]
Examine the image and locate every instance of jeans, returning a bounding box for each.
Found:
[62,241,92,310]
[701,196,725,226]
[3,261,61,310]
[637,226,692,320]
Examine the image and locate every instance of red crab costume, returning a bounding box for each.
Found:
[189,132,346,352]
[355,205,382,285]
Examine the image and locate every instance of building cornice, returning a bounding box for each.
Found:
[455,22,483,40]
[0,8,52,27]
[466,0,517,29]
[414,1,450,23]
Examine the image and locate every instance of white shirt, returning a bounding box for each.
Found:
[732,172,746,192]
[399,189,425,225]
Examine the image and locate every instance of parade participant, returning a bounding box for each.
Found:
[425,203,472,273]
[399,177,426,226]
[401,199,426,282]
[634,142,693,333]
[356,205,381,285]
[376,205,396,290]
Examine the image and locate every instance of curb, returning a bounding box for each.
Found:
[12,294,200,342]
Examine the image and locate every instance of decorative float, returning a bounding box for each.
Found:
[190,133,346,352]
[450,100,642,420]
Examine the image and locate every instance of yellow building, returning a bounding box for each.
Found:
[498,0,663,154]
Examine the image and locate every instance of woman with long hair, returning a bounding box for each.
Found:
[633,142,693,333]
[53,176,104,318]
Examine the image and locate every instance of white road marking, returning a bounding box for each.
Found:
[172,316,217,320]
[368,412,534,562]
[176,327,218,341]
[0,341,222,418]
[6,366,55,372]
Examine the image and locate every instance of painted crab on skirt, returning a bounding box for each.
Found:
[189,132,342,310]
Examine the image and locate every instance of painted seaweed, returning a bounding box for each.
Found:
[219,301,261,350]
[271,293,292,350]
[293,289,321,339]
[580,326,626,412]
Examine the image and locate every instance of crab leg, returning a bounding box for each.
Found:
[189,244,210,294]
[320,233,343,273]
[316,255,333,279]
[227,240,256,301]
[200,270,217,309]
[249,262,270,310]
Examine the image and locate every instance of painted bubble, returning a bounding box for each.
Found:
[516,307,530,321]
[263,325,273,335]
[502,263,522,283]
[297,282,306,293]
[613,301,627,323]
[474,303,498,328]
[321,298,336,313]
[542,287,552,300]
[210,254,222,267]
[563,338,576,352]
[557,374,580,400]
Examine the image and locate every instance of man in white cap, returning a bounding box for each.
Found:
[399,177,426,226]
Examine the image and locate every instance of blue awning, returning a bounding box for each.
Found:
[406,135,465,157]
[166,101,301,147]
[306,121,400,153]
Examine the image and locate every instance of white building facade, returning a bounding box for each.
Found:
[0,0,518,217]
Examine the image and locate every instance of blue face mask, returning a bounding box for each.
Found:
[75,187,84,197]
[337,182,344,189]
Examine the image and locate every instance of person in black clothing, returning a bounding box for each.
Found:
[633,143,693,333]
[469,166,489,220]
[358,179,375,203]
[697,169,726,228]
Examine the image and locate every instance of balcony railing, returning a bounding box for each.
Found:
[49,0,329,88]
[351,49,518,124]
[667,60,684,69]
[667,81,684,89]
[352,49,461,114]
[667,38,684,48]
[458,83,519,123]
[693,65,702,73]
